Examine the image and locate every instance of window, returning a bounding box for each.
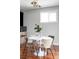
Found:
[40,12,56,23]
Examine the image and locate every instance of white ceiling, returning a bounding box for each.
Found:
[20,0,59,11]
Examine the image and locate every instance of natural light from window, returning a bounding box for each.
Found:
[40,12,57,23]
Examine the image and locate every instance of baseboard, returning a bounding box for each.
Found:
[53,43,59,46]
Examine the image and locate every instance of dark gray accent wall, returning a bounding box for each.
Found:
[20,12,23,26]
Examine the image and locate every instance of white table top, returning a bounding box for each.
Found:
[28,36,52,41]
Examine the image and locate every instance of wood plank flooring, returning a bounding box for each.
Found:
[20,45,59,59]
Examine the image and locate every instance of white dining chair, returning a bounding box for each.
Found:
[27,39,38,56]
[48,35,56,52]
[42,38,54,59]
[20,32,28,57]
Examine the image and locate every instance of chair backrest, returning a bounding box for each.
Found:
[20,32,27,44]
[48,35,54,44]
[42,38,53,48]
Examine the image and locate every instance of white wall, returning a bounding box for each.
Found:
[24,6,59,45]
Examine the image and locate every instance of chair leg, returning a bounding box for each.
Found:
[53,45,56,52]
[49,49,54,59]
[23,47,25,54]
[28,45,32,56]
[47,48,49,55]
[23,44,27,56]
[26,47,28,56]
[44,48,46,59]
[36,47,39,57]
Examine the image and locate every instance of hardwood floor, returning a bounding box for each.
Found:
[20,45,59,59]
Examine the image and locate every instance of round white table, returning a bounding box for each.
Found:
[28,36,52,56]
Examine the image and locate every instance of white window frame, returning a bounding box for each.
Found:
[40,12,57,23]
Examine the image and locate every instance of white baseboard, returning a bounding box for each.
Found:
[53,43,59,46]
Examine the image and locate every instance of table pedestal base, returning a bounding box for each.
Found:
[34,49,47,56]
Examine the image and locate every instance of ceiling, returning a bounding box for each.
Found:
[20,0,59,11]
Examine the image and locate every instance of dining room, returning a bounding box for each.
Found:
[20,0,59,59]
